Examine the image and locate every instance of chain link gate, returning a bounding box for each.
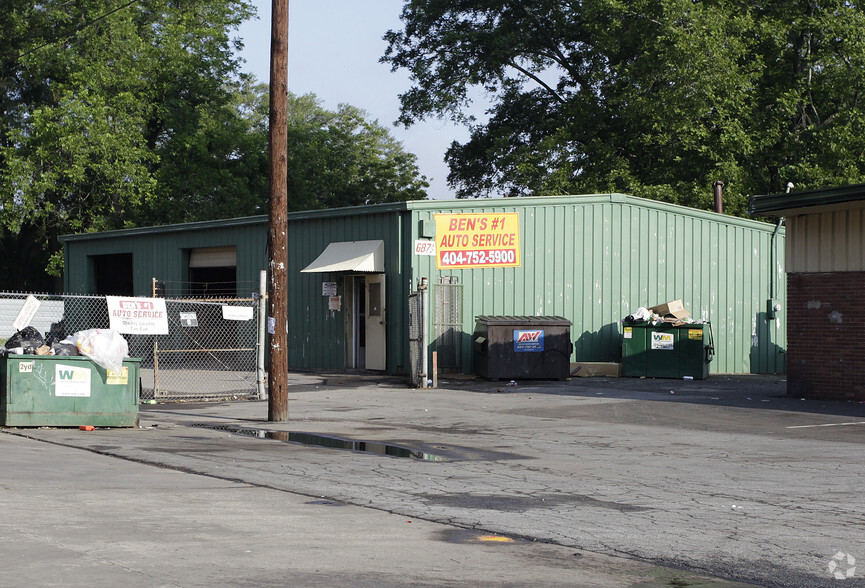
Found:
[0,292,262,401]
[408,289,422,387]
[432,278,463,372]
[147,298,259,400]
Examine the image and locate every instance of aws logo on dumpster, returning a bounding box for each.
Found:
[513,329,544,352]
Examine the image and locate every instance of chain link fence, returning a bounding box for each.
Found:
[0,292,263,401]
[408,288,422,388]
[432,279,463,373]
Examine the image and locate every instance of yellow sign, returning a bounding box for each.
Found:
[434,212,521,269]
[107,366,129,385]
[688,329,704,340]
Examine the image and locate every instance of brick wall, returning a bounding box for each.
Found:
[787,272,865,400]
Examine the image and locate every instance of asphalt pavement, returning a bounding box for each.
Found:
[3,372,864,587]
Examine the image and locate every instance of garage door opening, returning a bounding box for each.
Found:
[188,247,237,297]
[92,253,134,295]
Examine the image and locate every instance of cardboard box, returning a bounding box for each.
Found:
[648,299,691,323]
[570,362,622,377]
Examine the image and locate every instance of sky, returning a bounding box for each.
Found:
[234,0,470,200]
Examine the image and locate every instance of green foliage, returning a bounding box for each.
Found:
[384,0,865,213]
[140,75,270,225]
[0,0,255,285]
[285,94,429,211]
[0,1,428,289]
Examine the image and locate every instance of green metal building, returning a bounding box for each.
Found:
[62,194,787,375]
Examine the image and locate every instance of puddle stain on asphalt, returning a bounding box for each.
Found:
[191,423,446,461]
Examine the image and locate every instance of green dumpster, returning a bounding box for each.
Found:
[622,323,714,379]
[1,355,140,427]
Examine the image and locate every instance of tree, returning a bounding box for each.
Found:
[383,0,865,215]
[140,74,271,225]
[0,0,255,288]
[142,84,429,218]
[0,1,429,290]
[285,93,429,210]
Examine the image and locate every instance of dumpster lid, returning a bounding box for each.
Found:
[475,315,571,326]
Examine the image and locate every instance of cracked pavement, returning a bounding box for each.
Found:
[5,373,865,586]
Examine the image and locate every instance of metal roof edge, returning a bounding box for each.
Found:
[401,194,625,210]
[616,194,780,232]
[404,193,777,231]
[59,215,268,242]
[61,192,780,242]
[749,183,865,216]
[284,201,409,221]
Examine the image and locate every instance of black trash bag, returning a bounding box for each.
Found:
[5,326,44,354]
[44,319,67,347]
[622,314,646,326]
[51,342,79,357]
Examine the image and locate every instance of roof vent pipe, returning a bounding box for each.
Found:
[713,181,724,214]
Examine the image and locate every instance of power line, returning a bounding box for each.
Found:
[18,0,144,60]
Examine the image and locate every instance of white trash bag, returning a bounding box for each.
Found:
[71,329,129,372]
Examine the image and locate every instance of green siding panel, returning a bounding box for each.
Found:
[62,195,786,376]
[408,195,786,375]
[284,211,407,373]
[62,220,267,296]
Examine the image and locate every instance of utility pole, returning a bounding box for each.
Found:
[267,0,289,421]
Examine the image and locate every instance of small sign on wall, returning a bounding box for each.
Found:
[322,281,337,296]
[328,296,342,311]
[414,240,436,256]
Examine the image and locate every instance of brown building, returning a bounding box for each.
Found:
[751,184,865,400]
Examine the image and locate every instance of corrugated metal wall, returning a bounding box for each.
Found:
[785,206,865,272]
[62,218,267,296]
[408,195,786,374]
[284,209,406,373]
[62,196,786,375]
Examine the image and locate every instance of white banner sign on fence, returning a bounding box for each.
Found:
[222,305,254,321]
[13,295,40,331]
[106,296,169,334]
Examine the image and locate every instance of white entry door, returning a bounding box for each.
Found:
[364,273,386,370]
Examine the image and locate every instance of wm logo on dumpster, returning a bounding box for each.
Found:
[55,364,92,397]
[57,367,90,382]
[651,332,675,350]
